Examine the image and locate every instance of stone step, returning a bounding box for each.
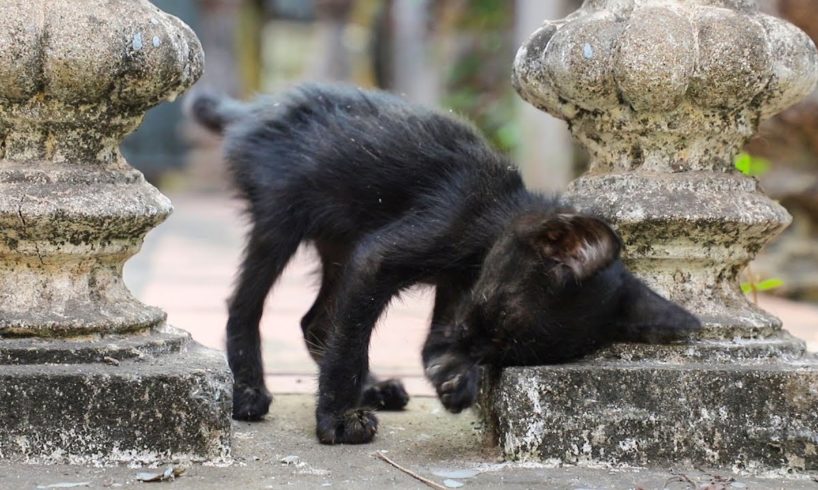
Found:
[481,355,818,471]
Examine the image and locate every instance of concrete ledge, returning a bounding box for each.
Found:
[585,333,808,363]
[480,354,818,472]
[0,332,232,464]
[0,325,190,364]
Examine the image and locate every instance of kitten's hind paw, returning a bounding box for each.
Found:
[361,379,410,411]
[232,384,273,421]
[316,409,378,444]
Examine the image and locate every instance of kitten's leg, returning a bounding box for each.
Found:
[423,279,480,414]
[303,243,409,412]
[315,222,436,444]
[422,279,466,364]
[300,243,347,363]
[228,222,301,421]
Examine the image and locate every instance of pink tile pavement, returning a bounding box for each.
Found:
[126,191,818,397]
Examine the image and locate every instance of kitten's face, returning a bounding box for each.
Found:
[448,213,701,366]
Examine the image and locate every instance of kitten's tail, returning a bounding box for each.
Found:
[187,92,250,133]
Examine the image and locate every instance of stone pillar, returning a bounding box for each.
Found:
[481,0,818,471]
[0,1,231,463]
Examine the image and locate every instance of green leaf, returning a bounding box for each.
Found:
[735,153,752,174]
[755,278,784,291]
[741,278,784,294]
[734,152,770,176]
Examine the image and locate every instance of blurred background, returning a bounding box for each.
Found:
[123,0,585,192]
[123,0,818,395]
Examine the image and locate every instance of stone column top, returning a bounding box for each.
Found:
[513,0,818,172]
[0,0,204,337]
[0,0,203,164]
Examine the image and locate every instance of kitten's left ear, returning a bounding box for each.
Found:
[616,274,702,343]
[515,213,622,280]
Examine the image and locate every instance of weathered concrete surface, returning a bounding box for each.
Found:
[486,0,818,471]
[0,324,189,365]
[0,0,232,463]
[482,337,818,470]
[0,328,232,464]
[0,167,171,338]
[2,395,817,489]
[482,357,818,471]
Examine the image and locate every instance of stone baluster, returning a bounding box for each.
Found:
[482,0,818,471]
[0,0,231,464]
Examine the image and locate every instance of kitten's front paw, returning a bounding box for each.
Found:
[361,379,410,411]
[436,367,479,413]
[232,383,272,421]
[316,409,379,445]
[426,354,479,414]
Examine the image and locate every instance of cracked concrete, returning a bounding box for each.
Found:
[2,395,816,489]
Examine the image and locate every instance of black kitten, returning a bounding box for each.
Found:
[191,83,700,444]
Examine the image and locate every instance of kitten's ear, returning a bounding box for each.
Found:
[515,213,622,280]
[616,274,701,343]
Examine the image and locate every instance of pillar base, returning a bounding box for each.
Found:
[480,335,818,472]
[0,326,232,464]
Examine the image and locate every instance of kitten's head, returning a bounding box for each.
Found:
[433,212,701,367]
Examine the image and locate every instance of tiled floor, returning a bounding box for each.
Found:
[124,192,818,397]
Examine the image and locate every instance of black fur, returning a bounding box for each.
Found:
[191,84,701,444]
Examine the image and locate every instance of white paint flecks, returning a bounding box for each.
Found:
[132,32,143,50]
[583,43,593,59]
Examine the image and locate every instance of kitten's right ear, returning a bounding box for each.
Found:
[514,213,622,280]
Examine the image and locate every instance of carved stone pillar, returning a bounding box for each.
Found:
[481,0,818,471]
[0,1,231,463]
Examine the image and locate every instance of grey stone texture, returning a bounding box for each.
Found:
[480,346,818,471]
[483,0,818,472]
[0,1,232,463]
[5,395,818,489]
[0,328,232,464]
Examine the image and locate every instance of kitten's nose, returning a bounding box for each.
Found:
[677,308,703,334]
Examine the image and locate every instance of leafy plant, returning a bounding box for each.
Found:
[741,271,784,304]
[734,152,771,177]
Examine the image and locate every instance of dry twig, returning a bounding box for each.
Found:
[373,451,447,490]
[665,471,696,489]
